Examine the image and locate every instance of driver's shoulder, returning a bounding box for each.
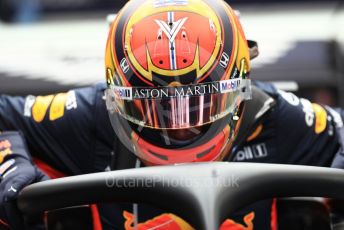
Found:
[252,80,314,129]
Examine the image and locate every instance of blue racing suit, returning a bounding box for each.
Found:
[0,81,343,229]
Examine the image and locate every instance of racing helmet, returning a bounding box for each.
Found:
[105,0,252,166]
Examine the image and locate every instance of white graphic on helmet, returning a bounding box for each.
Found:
[155,13,188,70]
[153,0,188,8]
[220,52,230,68]
[154,17,188,44]
[120,58,130,74]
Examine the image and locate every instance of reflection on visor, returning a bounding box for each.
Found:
[106,79,251,129]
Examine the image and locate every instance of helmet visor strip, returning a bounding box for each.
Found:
[106,79,251,129]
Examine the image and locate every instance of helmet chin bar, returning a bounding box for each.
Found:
[131,124,231,165]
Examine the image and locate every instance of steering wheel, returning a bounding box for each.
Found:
[17,162,344,230]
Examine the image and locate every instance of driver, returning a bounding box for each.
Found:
[1,0,344,229]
